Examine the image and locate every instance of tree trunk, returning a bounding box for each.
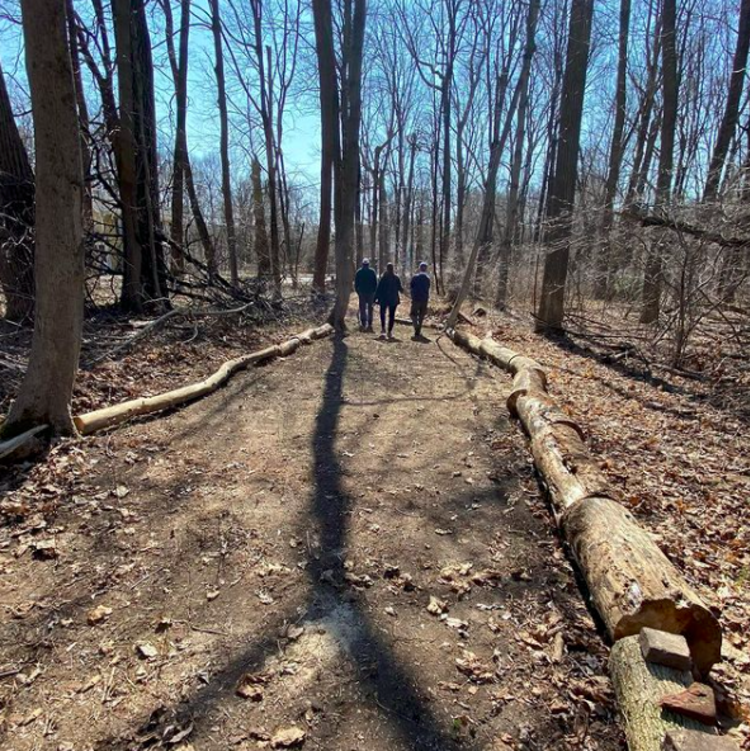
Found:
[162,0,216,275]
[703,0,750,201]
[132,0,167,308]
[595,0,630,299]
[312,0,339,295]
[252,12,282,299]
[252,156,271,278]
[640,0,677,324]
[0,61,35,322]
[496,0,541,309]
[112,0,144,312]
[449,330,722,676]
[3,0,84,436]
[535,0,595,332]
[167,0,190,274]
[324,0,365,330]
[209,0,238,286]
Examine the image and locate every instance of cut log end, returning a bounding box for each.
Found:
[616,602,722,678]
[610,635,722,751]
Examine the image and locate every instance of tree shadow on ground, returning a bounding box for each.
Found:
[93,333,467,750]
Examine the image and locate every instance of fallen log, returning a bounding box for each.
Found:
[564,497,722,674]
[74,324,333,435]
[447,329,722,674]
[610,635,726,751]
[529,424,613,513]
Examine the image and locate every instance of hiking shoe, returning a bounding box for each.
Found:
[379,331,387,340]
[366,326,374,333]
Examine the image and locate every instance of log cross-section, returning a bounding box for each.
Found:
[447,327,722,675]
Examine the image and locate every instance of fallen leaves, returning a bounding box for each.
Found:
[270,726,306,748]
[87,604,113,625]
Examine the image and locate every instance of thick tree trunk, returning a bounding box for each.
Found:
[314,0,365,330]
[703,0,750,201]
[132,0,167,307]
[3,0,84,436]
[328,0,366,330]
[312,0,339,294]
[536,0,595,332]
[564,498,721,673]
[0,62,35,322]
[210,0,238,286]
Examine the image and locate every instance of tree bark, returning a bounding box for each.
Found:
[112,0,144,312]
[312,0,339,294]
[0,61,35,322]
[162,0,216,275]
[640,0,677,324]
[252,156,271,278]
[166,0,190,274]
[210,0,239,286]
[496,0,541,308]
[536,0,595,332]
[314,0,366,330]
[594,0,630,299]
[3,0,85,436]
[703,0,750,201]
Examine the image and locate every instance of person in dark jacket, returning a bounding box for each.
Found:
[409,262,431,340]
[354,258,377,331]
[374,262,403,340]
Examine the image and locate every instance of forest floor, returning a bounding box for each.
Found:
[0,309,623,751]
[0,297,748,750]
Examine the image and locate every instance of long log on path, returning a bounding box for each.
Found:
[74,324,333,435]
[447,328,722,675]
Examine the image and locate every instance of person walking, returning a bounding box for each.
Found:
[374,262,403,340]
[409,261,431,340]
[354,258,377,331]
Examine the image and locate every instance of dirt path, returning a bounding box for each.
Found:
[0,327,623,750]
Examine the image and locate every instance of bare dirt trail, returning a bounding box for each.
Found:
[0,326,623,750]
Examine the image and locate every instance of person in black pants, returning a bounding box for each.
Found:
[409,261,431,340]
[354,258,377,331]
[374,262,403,340]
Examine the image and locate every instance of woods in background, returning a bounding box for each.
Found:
[1,0,750,434]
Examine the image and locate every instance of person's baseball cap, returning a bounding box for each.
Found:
[419,261,428,270]
[362,258,370,265]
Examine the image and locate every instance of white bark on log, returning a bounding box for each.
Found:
[73,325,333,435]
[447,329,722,674]
[563,498,721,674]
[478,339,517,369]
[529,425,613,513]
[610,636,720,751]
